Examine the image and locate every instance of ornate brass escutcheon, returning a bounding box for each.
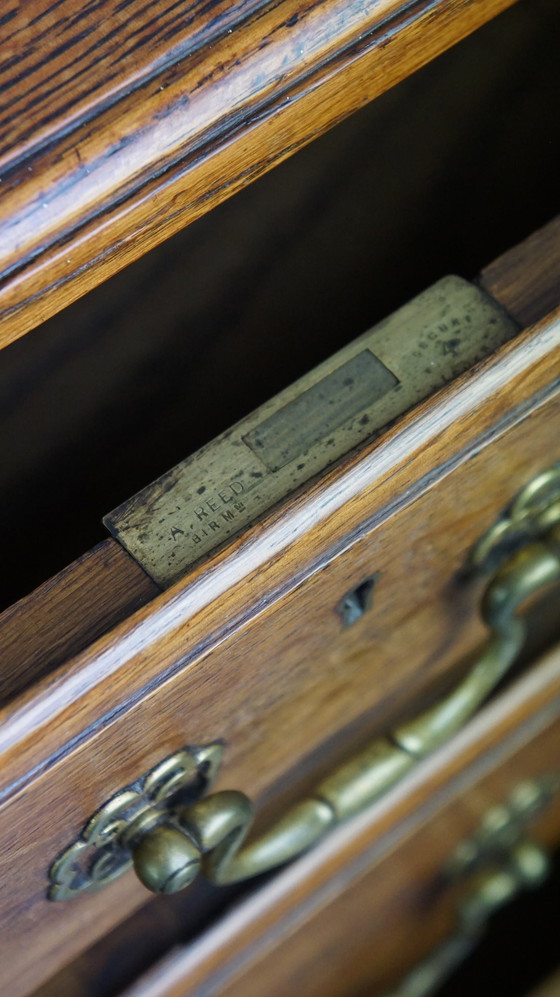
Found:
[48,467,560,901]
[48,743,224,900]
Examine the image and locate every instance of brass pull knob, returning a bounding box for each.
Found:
[48,470,560,901]
[130,824,202,895]
[131,791,255,895]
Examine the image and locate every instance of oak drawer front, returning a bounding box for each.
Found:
[114,646,560,997]
[1,308,559,997]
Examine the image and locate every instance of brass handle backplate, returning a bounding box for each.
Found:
[48,467,560,901]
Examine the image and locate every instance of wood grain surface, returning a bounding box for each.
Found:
[0,0,518,348]
[479,215,560,331]
[0,541,157,704]
[1,306,559,997]
[105,646,560,997]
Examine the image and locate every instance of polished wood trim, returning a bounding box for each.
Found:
[116,645,560,997]
[0,0,267,173]
[0,0,518,349]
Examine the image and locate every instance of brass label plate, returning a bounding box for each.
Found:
[104,277,516,587]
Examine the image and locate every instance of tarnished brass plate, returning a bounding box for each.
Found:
[104,277,516,587]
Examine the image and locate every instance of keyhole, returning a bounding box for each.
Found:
[337,574,378,628]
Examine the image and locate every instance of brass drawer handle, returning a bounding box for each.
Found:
[385,779,559,997]
[388,842,551,997]
[385,841,550,997]
[48,470,560,900]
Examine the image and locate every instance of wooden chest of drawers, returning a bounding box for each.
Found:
[1,1,559,995]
